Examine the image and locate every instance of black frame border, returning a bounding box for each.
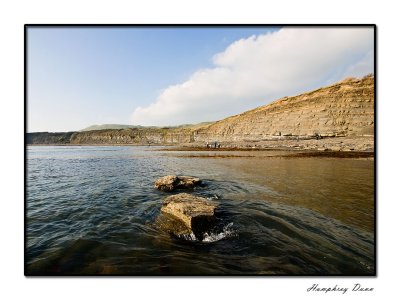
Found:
[24,24,377,277]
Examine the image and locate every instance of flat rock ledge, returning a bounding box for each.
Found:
[154,175,202,192]
[158,193,218,240]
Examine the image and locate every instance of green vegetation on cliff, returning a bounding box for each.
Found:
[27,132,75,144]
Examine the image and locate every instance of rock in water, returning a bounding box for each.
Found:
[159,193,218,240]
[154,175,202,192]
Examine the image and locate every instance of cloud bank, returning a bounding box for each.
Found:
[131,27,374,126]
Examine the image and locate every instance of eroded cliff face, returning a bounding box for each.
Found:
[27,75,374,146]
[27,132,75,144]
[69,128,193,144]
[193,75,374,142]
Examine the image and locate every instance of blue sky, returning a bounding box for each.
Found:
[27,26,373,132]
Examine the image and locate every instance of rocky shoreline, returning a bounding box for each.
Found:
[158,136,374,153]
[27,138,375,159]
[28,136,374,151]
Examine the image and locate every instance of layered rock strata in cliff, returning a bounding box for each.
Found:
[193,75,374,142]
[27,75,374,147]
[68,128,193,144]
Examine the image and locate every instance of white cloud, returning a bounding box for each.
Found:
[131,27,374,126]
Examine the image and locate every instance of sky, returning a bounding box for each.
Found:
[27,26,374,132]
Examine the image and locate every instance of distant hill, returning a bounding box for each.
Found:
[160,122,214,130]
[79,124,148,131]
[79,122,214,132]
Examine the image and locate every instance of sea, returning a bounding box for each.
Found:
[26,145,375,275]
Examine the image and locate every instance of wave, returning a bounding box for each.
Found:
[202,222,236,243]
[179,223,237,243]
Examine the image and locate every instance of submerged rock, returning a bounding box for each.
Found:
[154,175,202,192]
[158,193,218,240]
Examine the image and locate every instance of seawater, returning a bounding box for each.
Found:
[26,146,374,275]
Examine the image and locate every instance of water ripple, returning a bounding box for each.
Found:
[26,146,374,275]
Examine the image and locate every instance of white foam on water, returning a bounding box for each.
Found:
[206,194,219,200]
[178,223,236,243]
[202,223,236,243]
[179,232,197,241]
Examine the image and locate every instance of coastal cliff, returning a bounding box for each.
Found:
[69,128,192,144]
[27,132,75,144]
[193,75,374,142]
[27,75,374,149]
